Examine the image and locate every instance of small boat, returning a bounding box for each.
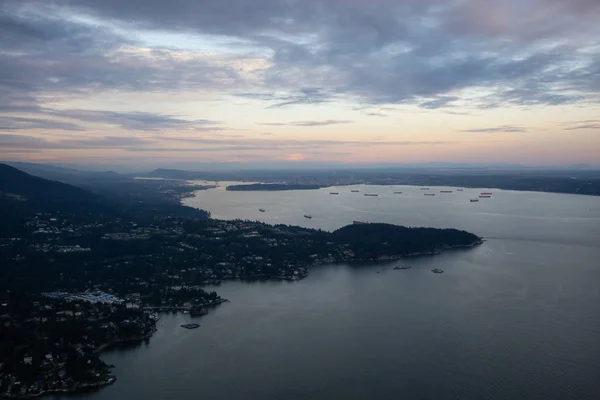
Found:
[304,214,312,219]
[259,209,266,212]
[351,190,360,193]
[431,269,444,274]
[470,199,479,202]
[364,194,379,197]
[330,192,339,195]
[424,193,436,196]
[393,266,411,270]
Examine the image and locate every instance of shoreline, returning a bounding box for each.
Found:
[329,238,485,264]
[184,181,599,198]
[4,377,117,399]
[16,239,482,399]
[95,326,158,353]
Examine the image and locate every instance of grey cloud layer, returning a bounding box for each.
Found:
[1,0,599,134]
[260,120,353,127]
[0,133,451,153]
[461,125,527,133]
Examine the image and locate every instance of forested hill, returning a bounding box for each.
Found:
[333,223,482,258]
[0,163,98,204]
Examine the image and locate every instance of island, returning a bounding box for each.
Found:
[0,163,482,398]
[226,183,326,191]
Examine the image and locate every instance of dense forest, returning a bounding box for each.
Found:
[333,223,481,258]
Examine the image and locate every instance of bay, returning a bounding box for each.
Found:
[60,184,600,400]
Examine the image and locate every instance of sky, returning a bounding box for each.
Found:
[1,0,599,168]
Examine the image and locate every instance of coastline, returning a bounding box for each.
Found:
[11,238,482,399]
[95,326,159,354]
[4,379,117,399]
[334,238,485,263]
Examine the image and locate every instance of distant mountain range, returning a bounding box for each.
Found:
[0,163,99,204]
[3,161,123,186]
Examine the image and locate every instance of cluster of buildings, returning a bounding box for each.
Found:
[42,290,123,305]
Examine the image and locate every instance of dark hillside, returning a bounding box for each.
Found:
[0,163,98,204]
[333,223,481,258]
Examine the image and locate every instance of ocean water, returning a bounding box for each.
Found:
[61,185,600,400]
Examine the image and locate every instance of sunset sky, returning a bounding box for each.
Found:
[1,0,599,168]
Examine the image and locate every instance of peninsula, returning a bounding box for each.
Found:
[0,163,482,398]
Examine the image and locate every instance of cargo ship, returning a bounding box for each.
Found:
[481,192,493,195]
[259,209,266,212]
[424,193,436,196]
[353,220,369,225]
[421,188,430,190]
[351,190,360,193]
[394,191,403,194]
[457,189,464,191]
[330,192,339,195]
[440,190,453,193]
[479,195,491,198]
[470,199,479,202]
[364,194,379,197]
[304,214,312,219]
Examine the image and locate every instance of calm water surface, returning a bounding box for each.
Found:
[62,185,600,400]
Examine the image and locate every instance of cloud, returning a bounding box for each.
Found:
[0,116,85,132]
[564,124,600,131]
[236,88,333,108]
[0,134,153,149]
[1,0,599,140]
[260,120,353,127]
[562,120,600,131]
[460,125,527,133]
[419,97,459,109]
[51,110,220,131]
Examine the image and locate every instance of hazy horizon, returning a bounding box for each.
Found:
[1,0,599,166]
[4,159,600,174]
